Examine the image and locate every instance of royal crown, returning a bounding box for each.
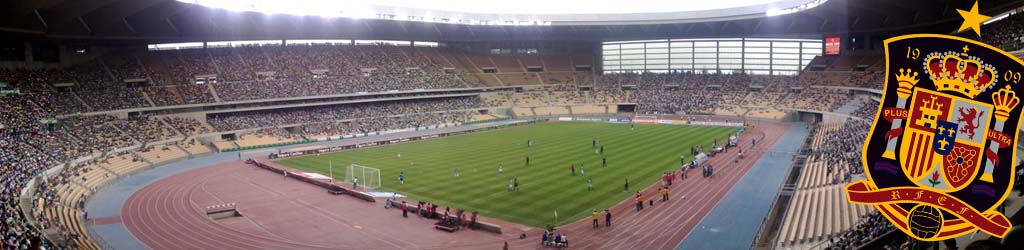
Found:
[894,68,919,98]
[922,47,998,98]
[992,85,1020,121]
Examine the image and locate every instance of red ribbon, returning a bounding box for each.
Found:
[983,130,1012,167]
[881,107,908,141]
[986,130,1012,149]
[846,181,1010,237]
[885,128,904,141]
[986,149,1000,167]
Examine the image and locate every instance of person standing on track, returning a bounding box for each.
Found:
[635,191,644,212]
[605,209,612,227]
[592,209,600,228]
[402,201,408,217]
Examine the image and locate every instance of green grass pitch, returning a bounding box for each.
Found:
[278,121,736,227]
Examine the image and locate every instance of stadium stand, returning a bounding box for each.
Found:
[4,28,1022,248]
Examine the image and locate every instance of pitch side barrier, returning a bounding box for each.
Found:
[557,116,746,127]
[247,159,376,202]
[269,120,539,159]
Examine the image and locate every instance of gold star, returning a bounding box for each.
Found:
[957,0,990,37]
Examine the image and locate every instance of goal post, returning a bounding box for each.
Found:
[345,164,382,190]
[632,114,659,124]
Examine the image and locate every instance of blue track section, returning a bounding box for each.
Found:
[676,123,809,250]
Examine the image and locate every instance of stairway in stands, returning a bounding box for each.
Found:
[823,97,866,123]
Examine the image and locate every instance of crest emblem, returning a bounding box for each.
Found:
[847,34,1021,241]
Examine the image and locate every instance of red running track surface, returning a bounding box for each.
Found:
[122,123,788,250]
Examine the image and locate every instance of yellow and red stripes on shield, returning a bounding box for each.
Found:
[901,130,935,179]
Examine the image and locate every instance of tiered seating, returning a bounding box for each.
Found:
[744,107,784,119]
[542,55,573,71]
[162,117,214,136]
[542,72,576,85]
[743,91,788,107]
[548,91,585,104]
[571,55,594,67]
[574,72,595,86]
[497,73,541,85]
[480,92,513,107]
[591,90,626,103]
[78,165,116,190]
[533,106,570,116]
[777,90,850,111]
[235,134,298,147]
[212,141,239,152]
[512,107,535,117]
[571,105,606,114]
[114,117,180,143]
[465,54,496,71]
[42,185,101,250]
[469,114,507,121]
[490,56,524,72]
[517,56,543,69]
[180,139,212,155]
[778,186,871,247]
[137,145,189,164]
[511,92,547,106]
[100,154,148,175]
[102,51,147,81]
[473,74,504,86]
[777,122,870,248]
[714,106,747,117]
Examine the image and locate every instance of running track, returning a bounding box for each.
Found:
[121,123,789,249]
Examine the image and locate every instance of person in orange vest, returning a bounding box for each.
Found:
[591,209,600,228]
[635,191,644,212]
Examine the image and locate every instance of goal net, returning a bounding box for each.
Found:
[633,115,659,124]
[345,164,382,190]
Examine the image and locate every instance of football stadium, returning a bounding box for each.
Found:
[3,0,1024,249]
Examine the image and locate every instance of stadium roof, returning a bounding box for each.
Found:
[174,0,828,25]
[1,0,1022,43]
